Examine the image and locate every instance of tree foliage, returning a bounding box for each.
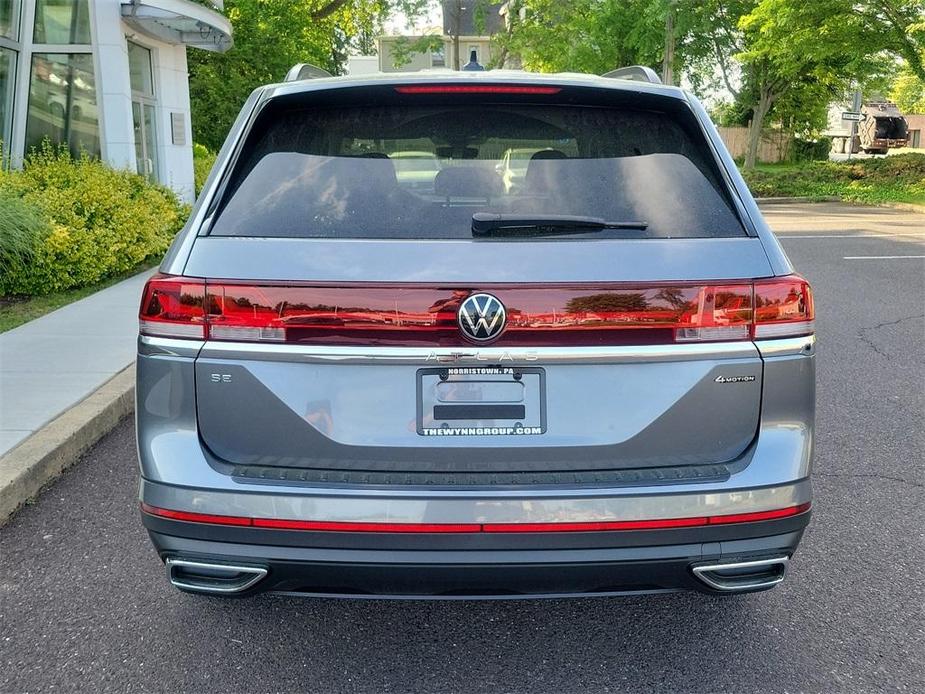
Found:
[494,1,683,78]
[494,0,924,165]
[188,1,428,150]
[734,0,923,166]
[891,66,925,112]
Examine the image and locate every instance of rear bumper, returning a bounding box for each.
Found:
[142,500,810,598]
[137,333,815,598]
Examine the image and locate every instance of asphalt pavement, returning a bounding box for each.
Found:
[1,202,923,693]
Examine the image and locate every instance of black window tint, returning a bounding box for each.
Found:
[212,104,745,239]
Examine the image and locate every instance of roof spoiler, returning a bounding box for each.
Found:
[602,65,662,84]
[284,63,334,82]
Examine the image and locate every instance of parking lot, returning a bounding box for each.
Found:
[1,202,922,693]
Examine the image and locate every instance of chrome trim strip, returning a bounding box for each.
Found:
[196,340,760,365]
[755,334,816,358]
[755,321,814,339]
[138,335,204,359]
[166,558,267,594]
[137,327,812,362]
[142,479,810,524]
[691,556,788,591]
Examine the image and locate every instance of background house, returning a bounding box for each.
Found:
[904,113,923,149]
[377,1,503,73]
[0,0,232,202]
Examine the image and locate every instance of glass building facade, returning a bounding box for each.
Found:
[0,1,231,201]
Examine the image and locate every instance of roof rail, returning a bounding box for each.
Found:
[602,65,662,85]
[284,63,334,82]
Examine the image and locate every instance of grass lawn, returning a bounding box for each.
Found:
[741,153,925,205]
[0,263,155,334]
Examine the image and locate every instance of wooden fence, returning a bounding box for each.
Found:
[716,126,792,163]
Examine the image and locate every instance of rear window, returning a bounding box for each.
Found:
[211,100,745,240]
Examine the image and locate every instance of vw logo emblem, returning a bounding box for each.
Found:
[458,293,506,342]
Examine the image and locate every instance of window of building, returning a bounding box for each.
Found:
[25,52,99,157]
[0,47,14,153]
[128,41,158,182]
[33,0,90,44]
[1,0,21,159]
[128,41,154,96]
[430,44,445,68]
[1,0,21,40]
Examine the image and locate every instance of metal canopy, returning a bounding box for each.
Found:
[121,0,233,53]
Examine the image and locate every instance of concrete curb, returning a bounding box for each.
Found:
[0,365,135,527]
[876,201,925,214]
[756,197,925,213]
[756,197,842,204]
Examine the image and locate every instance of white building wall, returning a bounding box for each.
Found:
[93,0,134,171]
[90,0,195,202]
[346,55,379,76]
[152,42,194,202]
[7,0,222,202]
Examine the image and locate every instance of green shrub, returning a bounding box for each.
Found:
[741,153,925,204]
[790,137,832,163]
[0,145,188,296]
[0,187,51,277]
[193,142,217,196]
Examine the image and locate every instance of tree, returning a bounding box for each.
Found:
[736,0,924,168]
[491,0,751,92]
[891,65,925,112]
[188,1,428,150]
[493,1,668,75]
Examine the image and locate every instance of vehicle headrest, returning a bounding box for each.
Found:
[433,166,503,199]
[524,150,568,191]
[529,149,567,161]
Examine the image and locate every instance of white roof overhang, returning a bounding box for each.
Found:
[121,0,233,53]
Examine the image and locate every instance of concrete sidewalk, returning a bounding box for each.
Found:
[0,269,154,456]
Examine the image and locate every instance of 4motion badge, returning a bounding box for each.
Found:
[715,375,756,384]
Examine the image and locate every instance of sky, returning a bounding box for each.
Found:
[382,2,443,36]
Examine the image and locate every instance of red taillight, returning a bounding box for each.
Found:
[139,275,814,344]
[753,275,814,339]
[672,283,752,343]
[139,274,207,339]
[394,85,562,95]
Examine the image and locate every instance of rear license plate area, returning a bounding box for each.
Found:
[417,367,546,437]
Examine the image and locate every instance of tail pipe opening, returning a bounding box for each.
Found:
[691,556,789,592]
[166,558,268,595]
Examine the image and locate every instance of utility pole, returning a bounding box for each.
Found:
[847,89,862,161]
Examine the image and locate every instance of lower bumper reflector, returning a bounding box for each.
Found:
[141,502,810,533]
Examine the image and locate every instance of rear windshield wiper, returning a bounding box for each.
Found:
[471,213,648,237]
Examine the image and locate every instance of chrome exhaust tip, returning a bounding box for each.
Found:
[691,556,789,592]
[166,558,268,595]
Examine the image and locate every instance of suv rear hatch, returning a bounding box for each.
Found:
[142,81,813,480]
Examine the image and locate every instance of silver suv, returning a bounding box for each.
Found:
[137,69,815,598]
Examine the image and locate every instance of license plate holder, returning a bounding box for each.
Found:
[416,366,546,437]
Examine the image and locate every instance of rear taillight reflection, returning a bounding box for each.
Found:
[753,276,814,338]
[138,275,814,344]
[139,274,206,339]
